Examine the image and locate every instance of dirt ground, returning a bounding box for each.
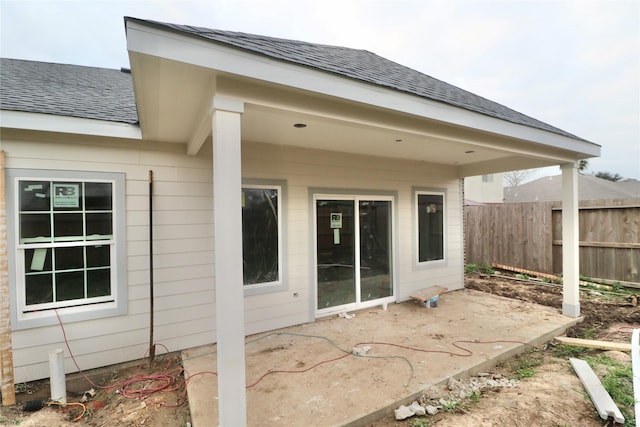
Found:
[2,273,638,426]
[372,274,640,427]
[0,353,190,426]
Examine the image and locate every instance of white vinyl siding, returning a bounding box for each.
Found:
[4,137,215,383]
[241,141,464,331]
[5,137,463,383]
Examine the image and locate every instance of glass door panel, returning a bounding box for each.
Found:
[316,200,355,309]
[359,200,392,302]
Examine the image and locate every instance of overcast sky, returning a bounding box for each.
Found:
[1,0,638,180]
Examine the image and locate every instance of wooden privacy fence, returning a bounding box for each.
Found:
[464,198,640,284]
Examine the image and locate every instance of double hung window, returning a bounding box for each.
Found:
[8,169,126,328]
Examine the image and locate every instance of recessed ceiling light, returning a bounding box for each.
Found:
[395,139,403,143]
[293,123,307,128]
[465,150,475,154]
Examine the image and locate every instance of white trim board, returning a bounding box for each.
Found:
[0,110,141,140]
[569,357,625,424]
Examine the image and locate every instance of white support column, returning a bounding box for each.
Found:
[561,162,580,317]
[211,96,247,426]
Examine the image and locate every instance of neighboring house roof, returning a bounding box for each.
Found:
[131,18,584,142]
[0,58,138,124]
[504,174,640,202]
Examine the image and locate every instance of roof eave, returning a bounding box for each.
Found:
[125,18,600,160]
[0,110,142,140]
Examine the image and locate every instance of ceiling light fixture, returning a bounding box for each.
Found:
[293,123,307,128]
[465,150,475,154]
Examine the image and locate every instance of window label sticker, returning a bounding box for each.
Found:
[30,248,47,271]
[53,184,80,208]
[330,213,342,229]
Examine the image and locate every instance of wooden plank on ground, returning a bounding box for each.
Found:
[555,336,631,352]
[570,358,625,423]
[410,286,447,303]
[491,263,559,281]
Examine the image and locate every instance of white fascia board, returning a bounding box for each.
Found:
[0,110,142,140]
[126,21,600,158]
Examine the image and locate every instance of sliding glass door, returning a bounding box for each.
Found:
[315,195,394,314]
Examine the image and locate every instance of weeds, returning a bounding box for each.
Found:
[469,389,482,403]
[584,355,635,425]
[552,344,587,358]
[513,349,544,380]
[578,327,598,340]
[441,397,467,414]
[465,264,495,275]
[408,418,432,427]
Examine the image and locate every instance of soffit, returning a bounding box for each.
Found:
[127,51,594,177]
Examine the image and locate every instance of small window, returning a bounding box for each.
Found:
[7,169,126,329]
[242,184,282,287]
[415,191,445,263]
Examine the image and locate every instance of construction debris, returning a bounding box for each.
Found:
[393,374,520,421]
[337,312,355,319]
[394,404,416,420]
[491,263,559,282]
[351,345,372,356]
[410,286,447,308]
[490,263,626,290]
[555,336,631,352]
[570,358,625,424]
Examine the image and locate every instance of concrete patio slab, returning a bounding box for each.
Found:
[182,289,581,426]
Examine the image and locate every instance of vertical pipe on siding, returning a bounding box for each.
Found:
[0,150,16,406]
[148,170,155,363]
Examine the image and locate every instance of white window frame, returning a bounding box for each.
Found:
[312,192,397,317]
[413,188,447,268]
[6,169,127,330]
[241,179,287,296]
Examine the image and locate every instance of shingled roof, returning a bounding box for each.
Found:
[129,17,585,141]
[0,58,138,124]
[2,19,584,142]
[504,174,640,202]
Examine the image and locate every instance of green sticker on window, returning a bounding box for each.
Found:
[53,184,80,208]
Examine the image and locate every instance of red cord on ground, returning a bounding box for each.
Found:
[54,310,189,414]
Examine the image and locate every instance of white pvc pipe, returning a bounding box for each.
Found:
[48,349,66,404]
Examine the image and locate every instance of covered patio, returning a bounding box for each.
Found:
[123,19,598,424]
[182,289,580,426]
